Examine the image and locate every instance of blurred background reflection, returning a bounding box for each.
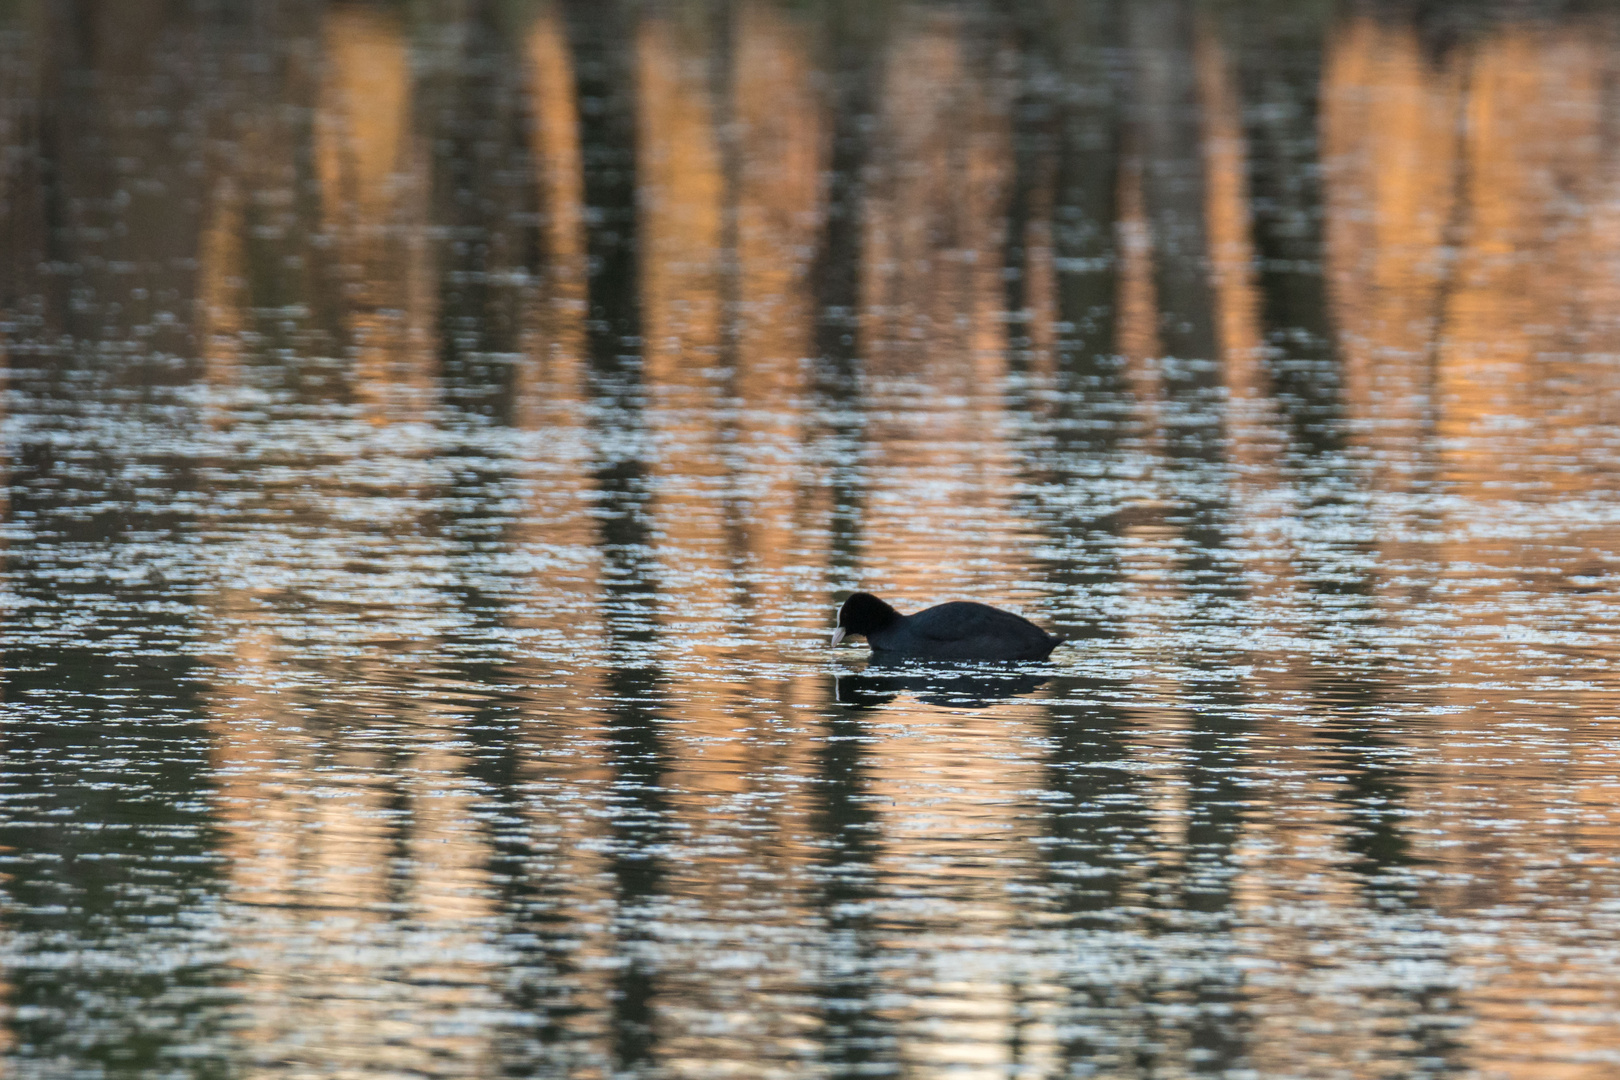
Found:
[5,1,1620,1076]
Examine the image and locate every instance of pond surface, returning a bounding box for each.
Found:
[5,1,1620,1077]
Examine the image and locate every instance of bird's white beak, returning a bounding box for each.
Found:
[829,626,847,648]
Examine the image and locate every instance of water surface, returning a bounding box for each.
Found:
[4,2,1620,1077]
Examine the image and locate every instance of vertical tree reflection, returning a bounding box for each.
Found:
[0,7,230,1068]
[1218,5,1345,459]
[565,0,643,406]
[1000,0,1052,378]
[1008,0,1124,417]
[1131,8,1256,1070]
[7,1,1616,1075]
[0,454,228,1075]
[1039,681,1156,1072]
[1175,677,1252,1073]
[1316,669,1469,1075]
[562,0,669,1070]
[1052,4,1126,416]
[812,0,886,590]
[1127,0,1220,461]
[806,5,893,1071]
[420,2,542,422]
[11,2,207,390]
[1003,0,1126,630]
[811,710,896,1078]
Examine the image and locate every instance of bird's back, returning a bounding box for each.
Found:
[868,600,1062,661]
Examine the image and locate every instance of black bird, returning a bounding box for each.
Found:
[830,591,1064,661]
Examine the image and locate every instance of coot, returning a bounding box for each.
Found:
[830,591,1064,661]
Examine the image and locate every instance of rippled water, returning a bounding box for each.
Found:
[6,1,1620,1077]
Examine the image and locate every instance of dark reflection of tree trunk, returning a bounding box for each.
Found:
[807,9,893,1048]
[1218,8,1344,458]
[811,711,896,1078]
[1318,678,1422,883]
[812,1,881,393]
[432,449,588,1071]
[1127,0,1220,461]
[564,0,643,411]
[1174,678,1252,1074]
[1313,673,1469,1074]
[601,664,671,1069]
[0,438,226,1073]
[1223,11,1466,1063]
[1011,0,1123,425]
[421,1,543,423]
[704,0,760,615]
[0,11,49,337]
[812,1,886,589]
[561,0,654,646]
[460,682,586,1070]
[1051,17,1123,412]
[709,0,741,381]
[1000,1,1053,378]
[2,4,208,389]
[562,2,670,1072]
[1002,0,1125,635]
[1039,680,1158,1071]
[1042,683,1153,920]
[199,3,344,401]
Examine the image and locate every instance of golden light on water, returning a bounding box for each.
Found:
[7,3,1620,1077]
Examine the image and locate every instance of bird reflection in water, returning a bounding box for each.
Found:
[832,661,1052,709]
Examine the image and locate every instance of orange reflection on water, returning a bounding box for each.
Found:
[14,3,1620,1078]
[1436,25,1620,494]
[636,3,826,651]
[1325,15,1620,1077]
[207,661,504,1078]
[519,2,591,426]
[1324,15,1463,494]
[315,2,436,421]
[859,704,1060,1080]
[855,10,1039,610]
[1197,27,1275,468]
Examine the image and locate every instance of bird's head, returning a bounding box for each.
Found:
[830,591,902,646]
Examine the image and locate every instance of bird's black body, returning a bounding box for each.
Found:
[832,592,1063,661]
